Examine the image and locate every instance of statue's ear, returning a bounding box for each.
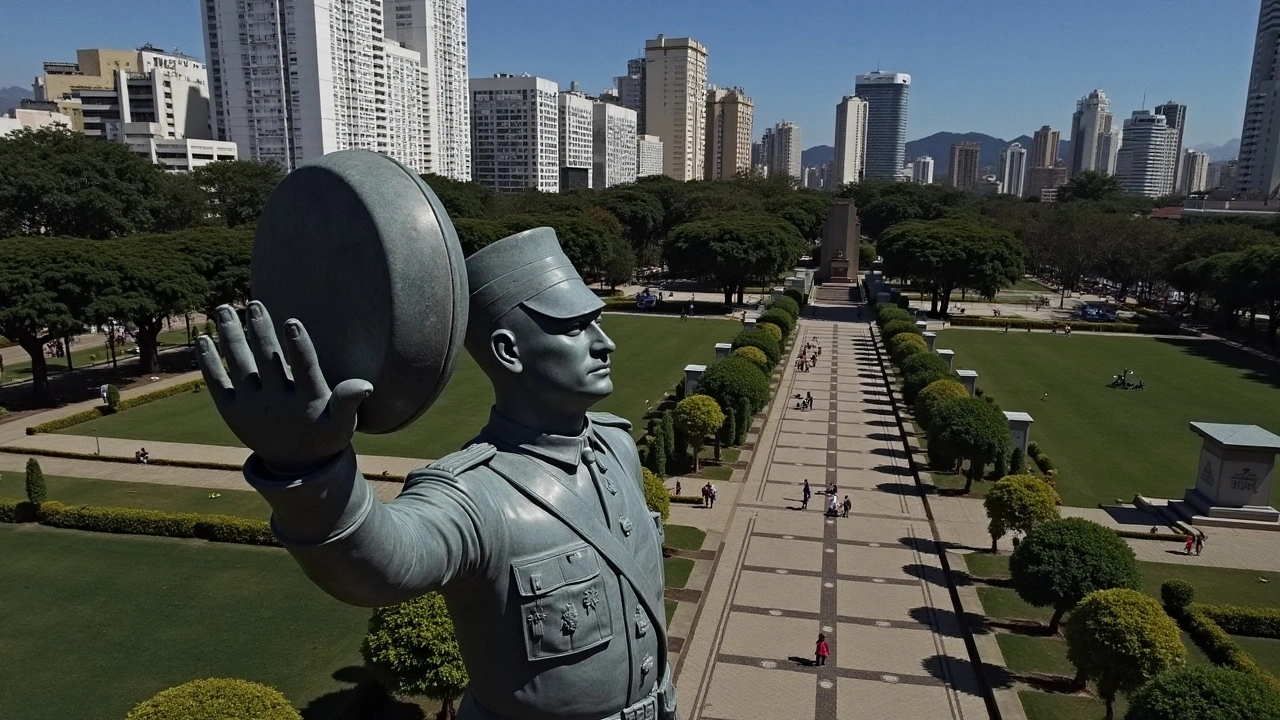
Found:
[490,329,522,374]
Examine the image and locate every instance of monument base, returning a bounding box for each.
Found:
[1171,488,1280,531]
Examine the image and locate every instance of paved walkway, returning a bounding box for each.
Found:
[675,317,990,720]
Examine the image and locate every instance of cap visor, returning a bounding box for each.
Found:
[522,278,606,319]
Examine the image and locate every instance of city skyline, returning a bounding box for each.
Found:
[1,0,1258,154]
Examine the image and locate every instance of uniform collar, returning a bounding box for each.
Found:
[481,408,591,472]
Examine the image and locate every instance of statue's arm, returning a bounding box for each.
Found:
[244,446,496,606]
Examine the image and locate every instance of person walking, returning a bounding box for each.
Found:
[815,633,830,666]
[674,480,682,497]
[841,495,851,518]
[702,483,712,508]
[826,494,838,517]
[709,484,718,509]
[805,391,812,409]
[802,480,811,510]
[1195,534,1205,556]
[1184,534,1195,555]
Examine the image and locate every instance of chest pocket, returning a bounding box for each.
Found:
[512,543,615,661]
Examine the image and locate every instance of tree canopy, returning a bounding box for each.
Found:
[664,213,805,304]
[925,396,1010,492]
[878,218,1024,314]
[192,159,284,228]
[361,593,468,719]
[983,474,1060,552]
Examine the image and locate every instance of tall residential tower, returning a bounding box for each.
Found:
[768,120,802,179]
[1115,110,1178,197]
[470,74,559,192]
[1068,90,1120,177]
[704,87,753,180]
[644,35,709,181]
[854,72,910,180]
[833,95,868,186]
[948,141,981,189]
[999,142,1027,197]
[1237,0,1280,196]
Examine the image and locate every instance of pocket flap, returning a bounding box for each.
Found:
[512,543,601,596]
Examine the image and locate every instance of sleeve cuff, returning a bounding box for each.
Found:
[243,446,374,545]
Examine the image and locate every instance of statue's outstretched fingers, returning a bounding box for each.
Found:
[283,319,328,400]
[196,335,233,399]
[216,305,258,384]
[246,301,292,387]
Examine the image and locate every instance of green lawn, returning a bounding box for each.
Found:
[665,599,677,625]
[0,524,375,720]
[0,472,269,518]
[1233,635,1280,677]
[1019,691,1112,720]
[996,633,1075,675]
[664,557,695,589]
[63,315,739,459]
[0,330,193,386]
[664,524,707,552]
[933,332,1280,506]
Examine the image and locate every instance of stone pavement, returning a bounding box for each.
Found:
[675,318,993,720]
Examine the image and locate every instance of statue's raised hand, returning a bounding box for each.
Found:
[196,300,373,474]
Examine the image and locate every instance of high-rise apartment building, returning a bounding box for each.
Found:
[1237,0,1280,196]
[644,35,708,181]
[1154,101,1187,182]
[470,74,558,192]
[999,143,1027,197]
[1031,125,1060,168]
[383,0,473,180]
[948,141,981,189]
[854,72,910,180]
[1178,149,1210,195]
[592,101,637,189]
[637,134,664,177]
[768,120,802,179]
[912,156,934,184]
[1068,90,1121,177]
[615,57,646,135]
[201,0,433,172]
[1216,159,1240,191]
[753,132,772,176]
[833,95,869,186]
[1115,110,1178,197]
[1026,162,1068,199]
[384,41,427,172]
[704,87,753,180]
[558,87,594,189]
[803,164,831,190]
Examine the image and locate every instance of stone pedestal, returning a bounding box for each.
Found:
[785,277,806,295]
[876,292,891,305]
[922,332,937,351]
[956,369,978,397]
[1003,412,1034,456]
[1177,422,1280,530]
[828,258,852,283]
[714,343,732,361]
[743,315,758,331]
[914,321,928,333]
[771,287,785,301]
[936,349,954,370]
[684,364,706,397]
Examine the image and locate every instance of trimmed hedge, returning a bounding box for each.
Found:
[947,315,1183,335]
[914,379,970,430]
[730,346,771,375]
[1161,579,1196,615]
[877,306,911,328]
[768,296,801,319]
[1198,604,1280,639]
[783,288,807,309]
[902,367,956,405]
[732,329,781,367]
[27,379,206,434]
[5,500,282,547]
[0,446,408,483]
[899,351,948,378]
[699,357,771,416]
[758,308,795,337]
[1125,665,1280,720]
[880,319,921,341]
[1182,606,1280,687]
[126,678,301,720]
[887,333,928,365]
[755,321,784,342]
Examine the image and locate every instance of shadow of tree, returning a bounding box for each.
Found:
[875,481,919,496]
[1154,337,1280,390]
[907,605,987,637]
[870,446,908,459]
[902,563,963,588]
[300,666,433,720]
[920,654,1010,694]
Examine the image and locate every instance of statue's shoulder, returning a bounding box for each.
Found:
[426,442,497,476]
[588,411,632,431]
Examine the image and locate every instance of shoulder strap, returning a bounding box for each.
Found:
[486,453,668,680]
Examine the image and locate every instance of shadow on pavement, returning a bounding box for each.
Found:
[903,563,963,588]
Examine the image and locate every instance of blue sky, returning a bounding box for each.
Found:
[0,0,1259,148]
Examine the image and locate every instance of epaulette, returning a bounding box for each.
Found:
[588,411,632,431]
[427,442,497,475]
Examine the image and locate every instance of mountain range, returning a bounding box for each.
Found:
[1192,139,1239,163]
[0,86,33,116]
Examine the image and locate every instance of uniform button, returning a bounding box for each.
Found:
[641,654,654,674]
[619,515,633,536]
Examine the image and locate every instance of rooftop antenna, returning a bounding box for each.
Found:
[1142,91,1147,111]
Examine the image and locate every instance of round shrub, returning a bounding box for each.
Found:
[880,318,921,342]
[984,474,1061,552]
[700,357,771,415]
[768,295,800,319]
[731,345,771,375]
[876,305,911,328]
[643,467,671,522]
[1160,579,1196,616]
[126,678,301,720]
[732,329,781,367]
[914,379,969,430]
[1066,589,1187,718]
[1009,517,1141,634]
[902,367,954,405]
[1125,666,1280,720]
[361,593,468,706]
[758,308,795,337]
[925,395,1010,491]
[887,333,928,365]
[783,287,806,309]
[900,351,948,378]
[756,321,783,342]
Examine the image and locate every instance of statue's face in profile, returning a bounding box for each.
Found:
[500,305,616,407]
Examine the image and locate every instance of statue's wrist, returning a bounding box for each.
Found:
[260,450,344,479]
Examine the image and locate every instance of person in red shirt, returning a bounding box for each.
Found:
[815,633,830,666]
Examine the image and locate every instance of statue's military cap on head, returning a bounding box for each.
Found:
[464,227,604,343]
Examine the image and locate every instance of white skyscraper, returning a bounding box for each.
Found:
[470,74,559,192]
[998,143,1028,197]
[912,156,934,184]
[558,88,594,189]
[768,120,802,179]
[1068,90,1121,177]
[1115,110,1178,197]
[833,95,868,186]
[1178,149,1211,195]
[202,0,434,172]
[644,35,709,181]
[1238,0,1280,196]
[637,134,664,177]
[593,102,637,189]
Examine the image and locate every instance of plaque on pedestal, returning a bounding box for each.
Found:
[956,369,978,397]
[1180,422,1280,529]
[1003,412,1034,456]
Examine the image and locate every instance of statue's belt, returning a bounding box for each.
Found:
[485,452,668,681]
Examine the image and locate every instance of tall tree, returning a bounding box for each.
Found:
[168,228,254,315]
[97,237,208,373]
[420,173,495,219]
[878,218,1023,314]
[663,214,805,304]
[193,159,284,228]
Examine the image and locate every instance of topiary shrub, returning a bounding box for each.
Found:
[756,321,784,342]
[731,345,771,375]
[1125,665,1280,720]
[105,384,121,410]
[887,333,928,365]
[674,395,725,473]
[732,329,781,367]
[674,379,686,401]
[914,379,969,430]
[783,288,807,309]
[1161,579,1196,617]
[984,474,1060,552]
[736,396,752,444]
[758,308,795,337]
[1026,441,1042,458]
[361,593,468,718]
[1009,517,1142,634]
[1197,605,1280,639]
[876,306,911,328]
[926,396,1010,493]
[768,296,800,319]
[720,407,737,449]
[880,318,921,342]
[700,357,770,416]
[125,678,301,720]
[902,367,956,405]
[642,467,671,522]
[24,457,46,505]
[900,351,948,378]
[1009,447,1026,474]
[1066,588,1187,719]
[661,411,675,460]
[647,432,667,477]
